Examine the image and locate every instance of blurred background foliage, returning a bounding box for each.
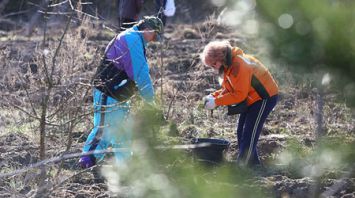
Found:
[276,137,355,178]
[256,0,355,106]
[102,103,354,197]
[102,103,270,198]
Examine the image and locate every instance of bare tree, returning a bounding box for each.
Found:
[25,0,50,36]
[0,1,103,196]
[0,0,10,15]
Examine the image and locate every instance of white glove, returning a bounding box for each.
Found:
[204,96,216,110]
[203,94,214,103]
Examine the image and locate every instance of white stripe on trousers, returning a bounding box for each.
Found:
[245,99,267,165]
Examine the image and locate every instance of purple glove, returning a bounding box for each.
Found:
[78,155,95,168]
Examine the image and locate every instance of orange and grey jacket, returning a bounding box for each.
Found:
[212,47,278,106]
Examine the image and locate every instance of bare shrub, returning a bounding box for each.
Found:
[0,11,104,195]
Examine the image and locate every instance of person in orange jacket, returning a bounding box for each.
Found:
[200,40,279,167]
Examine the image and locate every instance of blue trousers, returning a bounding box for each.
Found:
[236,95,278,166]
[82,89,133,162]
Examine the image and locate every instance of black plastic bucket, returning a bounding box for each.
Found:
[192,138,230,165]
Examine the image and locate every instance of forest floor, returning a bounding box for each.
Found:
[0,16,355,198]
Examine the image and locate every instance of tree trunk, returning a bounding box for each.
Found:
[25,0,50,36]
[0,0,10,15]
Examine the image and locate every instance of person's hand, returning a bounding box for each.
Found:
[204,95,216,110]
[203,94,214,103]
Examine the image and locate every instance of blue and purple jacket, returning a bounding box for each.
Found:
[104,26,154,102]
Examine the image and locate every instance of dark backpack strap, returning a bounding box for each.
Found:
[93,58,137,101]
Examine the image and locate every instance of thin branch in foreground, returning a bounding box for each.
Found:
[0,143,211,179]
[16,71,38,118]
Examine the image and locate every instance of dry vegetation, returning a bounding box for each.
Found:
[0,1,354,198]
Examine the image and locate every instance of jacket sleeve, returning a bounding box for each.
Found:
[126,36,155,103]
[214,57,252,106]
[211,89,222,97]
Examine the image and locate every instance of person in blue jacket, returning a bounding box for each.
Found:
[79,16,164,168]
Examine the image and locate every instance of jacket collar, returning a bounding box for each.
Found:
[223,47,244,74]
[134,26,147,48]
[224,47,243,70]
[226,46,232,67]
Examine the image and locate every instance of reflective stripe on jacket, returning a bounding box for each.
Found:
[213,47,278,106]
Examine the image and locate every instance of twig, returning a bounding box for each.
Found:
[12,102,40,121]
[48,0,69,7]
[45,164,100,196]
[50,13,73,82]
[15,71,39,118]
[2,10,29,18]
[315,87,324,139]
[55,86,93,177]
[166,86,179,120]
[160,39,164,108]
[0,143,211,179]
